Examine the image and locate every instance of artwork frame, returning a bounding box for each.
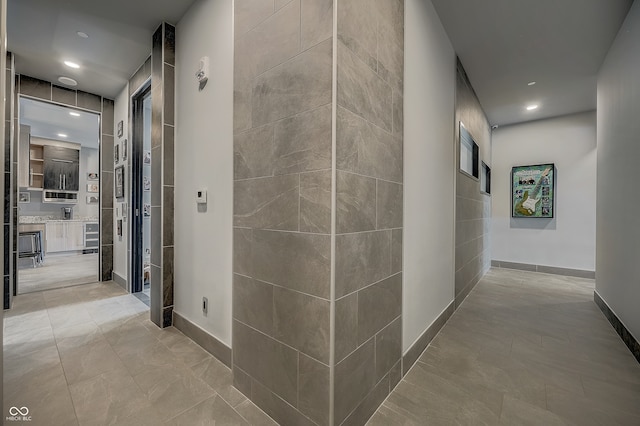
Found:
[117,120,123,138]
[87,183,99,193]
[114,144,119,164]
[115,165,125,199]
[511,163,555,218]
[122,139,128,161]
[86,195,99,204]
[87,172,99,180]
[18,192,30,203]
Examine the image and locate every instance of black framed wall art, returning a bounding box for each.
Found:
[512,163,555,218]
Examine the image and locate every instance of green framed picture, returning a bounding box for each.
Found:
[511,163,555,218]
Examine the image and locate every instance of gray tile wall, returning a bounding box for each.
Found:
[334,1,403,424]
[4,53,14,309]
[7,71,114,302]
[454,60,491,307]
[233,2,403,425]
[150,23,176,328]
[233,1,333,425]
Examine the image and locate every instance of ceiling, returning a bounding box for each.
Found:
[20,98,100,148]
[431,0,633,126]
[7,0,197,99]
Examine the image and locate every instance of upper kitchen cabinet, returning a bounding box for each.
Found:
[43,145,80,191]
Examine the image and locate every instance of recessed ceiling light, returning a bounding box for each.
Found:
[69,112,80,117]
[76,31,89,39]
[58,133,68,138]
[528,81,536,86]
[526,104,539,111]
[58,76,77,86]
[64,61,80,69]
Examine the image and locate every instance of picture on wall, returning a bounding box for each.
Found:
[117,120,123,138]
[87,172,99,180]
[143,150,151,165]
[143,203,151,217]
[143,176,151,191]
[122,139,128,161]
[115,165,125,199]
[512,163,555,218]
[87,183,99,193]
[86,195,99,204]
[114,144,119,164]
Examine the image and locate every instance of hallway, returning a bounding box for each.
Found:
[4,269,640,425]
[370,269,640,425]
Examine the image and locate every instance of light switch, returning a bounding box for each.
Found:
[196,189,207,204]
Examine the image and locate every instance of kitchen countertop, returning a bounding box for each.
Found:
[19,216,99,224]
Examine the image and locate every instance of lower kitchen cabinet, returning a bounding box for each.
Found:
[45,221,85,253]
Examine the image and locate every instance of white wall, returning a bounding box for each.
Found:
[113,84,129,282]
[596,1,640,341]
[175,0,233,346]
[491,112,597,271]
[403,0,456,353]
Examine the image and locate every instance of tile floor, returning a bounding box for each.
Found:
[18,253,98,294]
[369,268,640,425]
[3,281,277,426]
[4,269,640,425]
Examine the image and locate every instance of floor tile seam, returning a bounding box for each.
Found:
[163,390,221,424]
[53,335,82,426]
[234,399,276,426]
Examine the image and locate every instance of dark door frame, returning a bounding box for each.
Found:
[130,82,151,294]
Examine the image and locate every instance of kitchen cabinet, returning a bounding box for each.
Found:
[84,222,99,253]
[43,146,80,191]
[45,221,85,253]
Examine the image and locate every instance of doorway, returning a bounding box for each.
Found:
[131,83,152,305]
[17,98,100,293]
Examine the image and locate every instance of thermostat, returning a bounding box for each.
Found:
[196,189,207,204]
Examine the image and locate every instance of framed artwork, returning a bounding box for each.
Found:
[114,144,119,164]
[143,203,151,217]
[143,150,151,165]
[86,195,99,204]
[117,219,123,237]
[18,192,30,203]
[117,120,123,138]
[459,122,479,179]
[122,139,128,161]
[512,163,555,218]
[143,176,151,191]
[87,172,99,180]
[115,165,125,199]
[87,183,99,193]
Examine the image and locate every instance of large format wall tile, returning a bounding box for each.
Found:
[336,107,402,183]
[234,125,275,180]
[337,42,392,133]
[335,292,357,363]
[298,353,330,426]
[273,287,330,363]
[252,39,332,127]
[300,170,331,234]
[301,0,333,50]
[374,316,401,383]
[252,230,331,299]
[377,180,403,230]
[336,170,376,234]
[235,0,275,38]
[273,104,332,175]
[235,1,301,83]
[234,175,299,230]
[335,230,391,298]
[337,0,377,71]
[233,274,274,336]
[233,321,298,406]
[334,338,376,424]
[357,273,402,344]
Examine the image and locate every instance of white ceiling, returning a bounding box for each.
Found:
[7,0,196,99]
[431,0,633,126]
[20,97,100,148]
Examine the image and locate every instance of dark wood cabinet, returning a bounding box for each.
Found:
[43,146,80,191]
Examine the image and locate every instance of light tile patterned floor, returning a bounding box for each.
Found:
[5,269,640,425]
[368,268,640,425]
[18,253,98,294]
[3,281,277,426]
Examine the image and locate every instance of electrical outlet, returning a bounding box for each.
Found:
[202,297,208,315]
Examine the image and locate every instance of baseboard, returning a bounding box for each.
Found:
[402,301,455,375]
[173,311,232,368]
[113,272,127,290]
[594,291,640,364]
[492,260,595,279]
